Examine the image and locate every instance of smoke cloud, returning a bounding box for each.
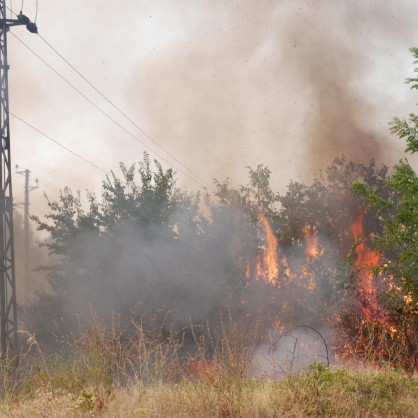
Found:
[6,0,418,210]
[127,0,418,187]
[11,2,418,364]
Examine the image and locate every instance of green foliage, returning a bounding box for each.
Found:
[391,115,418,154]
[28,153,203,339]
[210,157,389,332]
[28,150,392,351]
[352,49,418,312]
[33,153,192,257]
[282,364,418,417]
[390,48,418,154]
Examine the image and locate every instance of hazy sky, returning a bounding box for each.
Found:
[7,0,418,218]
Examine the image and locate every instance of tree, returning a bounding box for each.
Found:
[28,149,391,363]
[28,154,204,333]
[352,48,418,312]
[211,157,389,331]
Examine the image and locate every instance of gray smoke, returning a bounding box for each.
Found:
[7,0,418,211]
[30,204,252,332]
[12,1,418,356]
[255,326,334,378]
[126,0,418,187]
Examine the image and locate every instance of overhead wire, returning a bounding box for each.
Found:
[5,4,17,16]
[17,166,61,193]
[14,165,58,196]
[4,3,210,188]
[30,174,59,193]
[10,33,140,140]
[35,33,209,188]
[11,112,108,174]
[5,5,110,192]
[10,33,210,189]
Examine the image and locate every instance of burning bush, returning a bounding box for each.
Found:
[26,43,418,369]
[23,151,417,372]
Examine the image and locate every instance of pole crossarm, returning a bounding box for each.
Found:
[0,13,38,33]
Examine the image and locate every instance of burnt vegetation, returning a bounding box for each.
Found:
[20,49,418,377]
[23,153,416,372]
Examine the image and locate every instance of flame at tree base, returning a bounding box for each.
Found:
[246,210,279,285]
[242,209,417,373]
[350,213,383,323]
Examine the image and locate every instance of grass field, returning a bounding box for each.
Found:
[0,320,416,417]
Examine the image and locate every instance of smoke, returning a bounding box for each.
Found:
[13,210,51,307]
[11,2,418,364]
[254,326,334,378]
[5,0,418,213]
[23,184,352,352]
[26,204,253,335]
[279,0,414,176]
[127,0,417,187]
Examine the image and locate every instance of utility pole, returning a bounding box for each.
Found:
[16,167,38,304]
[0,4,37,357]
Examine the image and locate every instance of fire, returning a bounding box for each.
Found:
[245,215,322,288]
[244,209,279,285]
[349,213,382,323]
[255,210,279,284]
[241,208,416,372]
[304,224,323,259]
[245,211,383,310]
[245,258,251,283]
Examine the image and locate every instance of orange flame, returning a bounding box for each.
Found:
[245,216,324,289]
[304,224,323,259]
[240,210,414,370]
[244,210,279,285]
[256,210,279,284]
[350,213,381,322]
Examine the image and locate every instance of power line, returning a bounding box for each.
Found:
[10,33,140,139]
[0,0,35,356]
[10,32,210,189]
[15,167,38,303]
[38,34,138,129]
[36,34,209,188]
[6,3,210,188]
[27,170,60,192]
[10,112,108,174]
[5,3,16,16]
[14,163,60,193]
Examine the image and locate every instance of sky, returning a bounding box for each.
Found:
[6,0,418,219]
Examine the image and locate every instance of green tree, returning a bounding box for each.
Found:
[211,157,389,330]
[350,49,418,372]
[28,154,203,332]
[28,149,391,362]
[352,48,418,312]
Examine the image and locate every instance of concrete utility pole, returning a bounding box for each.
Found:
[16,167,38,304]
[0,3,37,357]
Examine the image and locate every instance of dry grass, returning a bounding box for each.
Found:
[2,369,417,417]
[0,316,417,417]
